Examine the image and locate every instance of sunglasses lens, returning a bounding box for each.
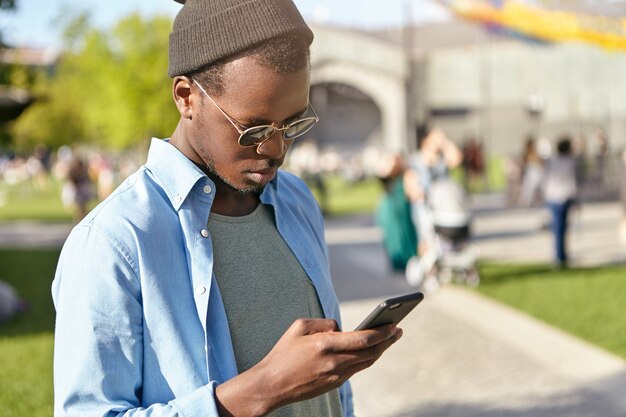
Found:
[284,118,318,140]
[239,126,274,146]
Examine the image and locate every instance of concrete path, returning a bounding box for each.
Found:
[324,197,626,417]
[340,288,626,417]
[471,196,626,267]
[0,221,73,249]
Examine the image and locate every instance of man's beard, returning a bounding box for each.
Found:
[204,156,263,196]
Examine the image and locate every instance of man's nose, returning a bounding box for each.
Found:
[256,129,287,158]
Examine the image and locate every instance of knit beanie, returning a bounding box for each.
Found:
[168,0,314,77]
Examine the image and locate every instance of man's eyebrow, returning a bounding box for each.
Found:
[241,106,309,127]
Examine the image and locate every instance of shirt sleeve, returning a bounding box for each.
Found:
[340,381,355,417]
[52,224,221,417]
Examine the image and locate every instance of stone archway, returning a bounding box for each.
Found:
[307,81,381,153]
[311,62,407,153]
[309,26,411,153]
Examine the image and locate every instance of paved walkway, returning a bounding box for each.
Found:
[1,195,625,416]
[341,288,626,417]
[324,196,626,417]
[0,221,73,248]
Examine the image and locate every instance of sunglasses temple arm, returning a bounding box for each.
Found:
[193,79,246,134]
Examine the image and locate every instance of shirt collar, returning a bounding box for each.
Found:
[144,138,207,211]
[145,137,282,211]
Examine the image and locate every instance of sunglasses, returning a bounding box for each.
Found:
[192,79,319,148]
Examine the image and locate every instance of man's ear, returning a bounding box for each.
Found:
[173,77,194,120]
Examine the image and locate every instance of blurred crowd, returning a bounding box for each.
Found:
[504,127,618,209]
[286,124,626,284]
[0,144,141,223]
[1,127,625,269]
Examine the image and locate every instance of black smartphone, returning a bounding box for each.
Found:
[354,292,424,331]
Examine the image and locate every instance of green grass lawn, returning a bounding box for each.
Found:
[477,262,626,360]
[309,176,383,217]
[0,175,384,222]
[0,249,58,417]
[0,180,73,222]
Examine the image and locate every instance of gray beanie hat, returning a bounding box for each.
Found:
[168,0,313,77]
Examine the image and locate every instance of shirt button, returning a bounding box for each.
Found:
[200,229,209,238]
[174,194,182,204]
[203,185,212,194]
[196,285,206,295]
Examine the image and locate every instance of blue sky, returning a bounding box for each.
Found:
[1,0,451,50]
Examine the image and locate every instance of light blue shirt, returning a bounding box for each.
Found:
[52,138,354,417]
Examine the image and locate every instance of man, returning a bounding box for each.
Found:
[51,1,402,416]
[543,136,579,268]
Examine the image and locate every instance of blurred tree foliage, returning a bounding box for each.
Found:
[0,0,19,147]
[12,13,178,151]
[0,0,16,10]
[0,0,16,48]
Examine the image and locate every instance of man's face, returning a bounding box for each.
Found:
[185,55,310,194]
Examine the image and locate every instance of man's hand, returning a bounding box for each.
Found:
[215,318,402,417]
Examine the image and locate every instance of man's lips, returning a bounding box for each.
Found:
[248,167,275,175]
[246,167,277,182]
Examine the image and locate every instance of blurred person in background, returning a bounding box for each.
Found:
[573,134,588,187]
[591,127,610,187]
[88,152,116,201]
[620,148,626,244]
[375,152,418,272]
[461,135,485,192]
[519,136,545,207]
[543,135,579,268]
[51,1,401,416]
[503,153,522,208]
[404,124,462,257]
[30,143,52,192]
[60,152,93,223]
[0,280,27,323]
[287,137,328,214]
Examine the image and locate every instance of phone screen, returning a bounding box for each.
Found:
[354,292,424,331]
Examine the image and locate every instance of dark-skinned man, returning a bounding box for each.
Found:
[52,1,402,416]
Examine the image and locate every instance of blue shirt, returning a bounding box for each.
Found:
[52,138,354,417]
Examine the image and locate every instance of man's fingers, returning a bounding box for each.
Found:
[289,318,339,336]
[321,324,402,353]
[318,330,404,384]
[330,328,402,365]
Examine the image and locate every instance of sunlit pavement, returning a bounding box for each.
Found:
[0,221,73,248]
[325,195,626,417]
[339,288,626,417]
[2,195,626,416]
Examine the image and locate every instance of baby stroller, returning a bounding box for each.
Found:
[406,178,480,292]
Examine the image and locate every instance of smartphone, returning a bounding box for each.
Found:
[354,292,424,331]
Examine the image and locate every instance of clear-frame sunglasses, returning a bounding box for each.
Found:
[192,79,319,148]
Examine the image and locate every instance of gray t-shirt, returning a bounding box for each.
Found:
[208,203,342,417]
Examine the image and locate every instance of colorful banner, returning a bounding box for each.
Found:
[440,0,626,51]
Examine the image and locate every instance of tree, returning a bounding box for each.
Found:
[12,13,179,151]
[0,0,17,47]
[0,0,16,10]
